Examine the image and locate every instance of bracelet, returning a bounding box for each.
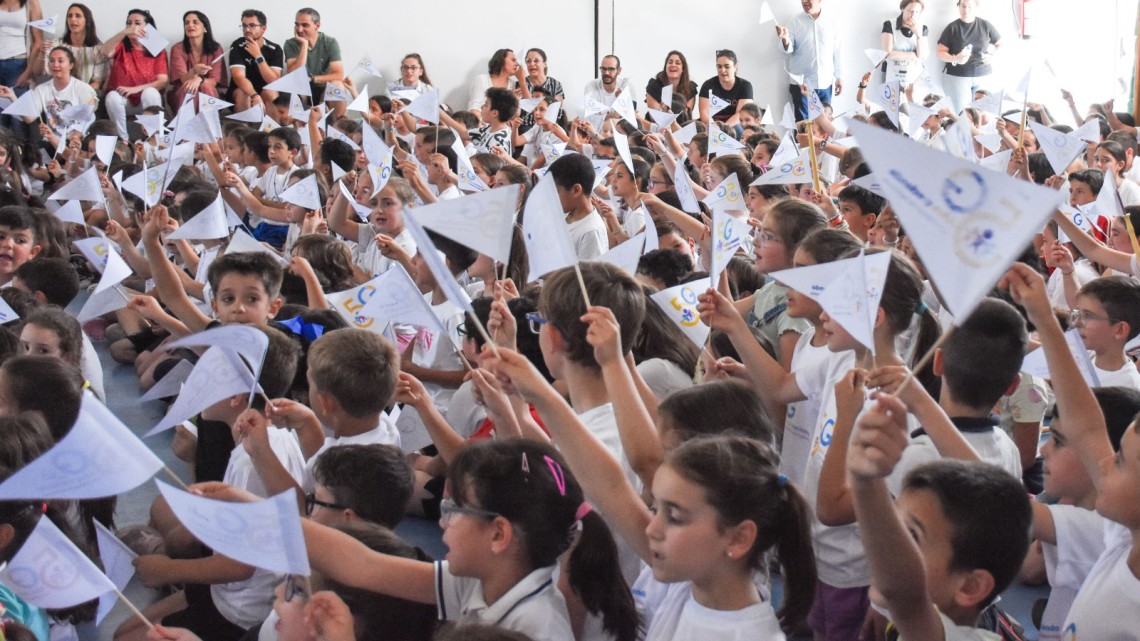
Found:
[858,84,868,89]
[1061,270,1073,276]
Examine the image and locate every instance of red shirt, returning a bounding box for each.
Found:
[468,405,548,441]
[106,41,169,105]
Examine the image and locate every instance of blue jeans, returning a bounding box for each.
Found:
[788,84,833,121]
[0,58,29,140]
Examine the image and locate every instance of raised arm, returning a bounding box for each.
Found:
[301,518,436,603]
[141,206,212,332]
[1053,209,1132,274]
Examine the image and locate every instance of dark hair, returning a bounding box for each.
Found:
[1106,130,1138,154]
[452,440,637,641]
[484,87,519,122]
[837,184,886,216]
[714,49,738,65]
[766,199,828,248]
[424,230,478,276]
[1068,169,1104,196]
[798,228,864,264]
[434,623,532,641]
[547,153,594,197]
[1096,141,1128,177]
[291,235,354,293]
[22,306,83,367]
[13,258,79,306]
[313,445,413,528]
[507,295,553,383]
[240,9,266,26]
[257,326,300,399]
[633,286,699,375]
[208,251,284,300]
[637,249,693,288]
[903,460,1031,606]
[941,299,1027,411]
[526,47,548,74]
[868,110,899,132]
[1078,276,1140,341]
[666,436,816,627]
[540,262,646,370]
[269,127,303,152]
[416,125,456,150]
[0,288,40,324]
[308,329,399,418]
[655,50,693,99]
[1054,387,1140,452]
[0,205,37,241]
[180,11,220,56]
[122,10,156,53]
[29,209,68,259]
[660,381,775,444]
[320,138,356,176]
[48,45,77,73]
[244,131,270,164]
[880,251,942,395]
[401,53,432,86]
[296,7,320,22]
[0,412,54,563]
[65,4,101,47]
[709,155,754,191]
[1026,152,1054,184]
[0,356,84,440]
[487,48,513,76]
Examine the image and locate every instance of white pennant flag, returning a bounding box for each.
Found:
[322,83,352,103]
[703,174,745,212]
[659,85,673,112]
[708,125,746,156]
[770,131,799,166]
[944,120,977,163]
[139,359,195,403]
[978,148,1013,172]
[390,88,420,103]
[452,135,490,193]
[47,166,102,201]
[137,25,169,57]
[751,148,813,185]
[119,164,171,208]
[226,228,288,264]
[523,175,578,280]
[760,104,774,126]
[167,324,269,386]
[803,82,825,120]
[361,122,392,168]
[403,215,474,314]
[598,233,646,276]
[325,275,389,333]
[51,200,86,225]
[673,159,700,214]
[73,237,132,294]
[1093,165,1126,221]
[156,482,310,575]
[709,209,751,287]
[0,393,162,499]
[28,14,58,34]
[851,120,1064,319]
[287,93,308,122]
[613,130,635,174]
[875,81,901,127]
[1029,120,1089,175]
[265,66,313,97]
[758,1,776,24]
[279,174,322,211]
[398,88,440,124]
[326,126,361,151]
[1020,328,1101,387]
[583,96,610,117]
[227,104,265,124]
[337,180,372,224]
[0,292,18,323]
[851,173,888,197]
[970,90,1005,115]
[518,97,543,113]
[672,121,698,144]
[77,287,129,323]
[650,278,711,348]
[1072,118,1101,144]
[410,186,518,263]
[367,156,395,197]
[146,347,263,437]
[770,259,853,301]
[647,108,679,129]
[0,517,116,609]
[865,48,889,67]
[94,521,136,625]
[1,87,40,119]
[356,55,382,77]
[94,135,117,166]
[198,94,233,111]
[166,193,229,240]
[179,109,223,144]
[346,85,370,113]
[708,91,732,117]
[135,112,165,136]
[817,251,892,353]
[788,70,805,86]
[611,92,637,126]
[779,103,797,131]
[358,265,445,334]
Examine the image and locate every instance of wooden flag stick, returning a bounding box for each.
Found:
[573,262,593,308]
[894,324,956,398]
[112,584,156,632]
[803,119,823,194]
[162,465,191,492]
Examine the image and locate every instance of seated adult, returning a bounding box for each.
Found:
[101,9,168,139]
[167,10,227,109]
[645,50,698,119]
[466,48,528,113]
[699,49,753,129]
[226,10,283,112]
[283,7,345,116]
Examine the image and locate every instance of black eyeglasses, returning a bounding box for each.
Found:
[240,23,263,30]
[304,492,346,515]
[282,574,309,603]
[598,66,617,73]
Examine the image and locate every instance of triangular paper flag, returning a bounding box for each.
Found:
[817,251,892,353]
[325,275,390,333]
[357,265,445,334]
[523,175,577,280]
[0,517,116,609]
[650,278,712,348]
[851,120,1064,318]
[146,347,263,437]
[119,164,174,207]
[751,148,813,185]
[598,233,646,276]
[647,108,679,128]
[944,120,977,163]
[51,200,86,225]
[198,94,232,111]
[660,85,673,112]
[137,25,169,57]
[227,104,265,124]
[398,89,440,124]
[757,1,776,24]
[708,125,746,156]
[0,292,18,324]
[77,286,129,323]
[411,186,518,263]
[167,324,269,385]
[279,174,322,211]
[1072,118,1101,144]
[73,237,132,294]
[139,359,195,403]
[709,209,751,287]
[28,14,58,34]
[851,173,888,197]
[779,103,797,131]
[356,55,383,77]
[322,83,352,103]
[94,521,136,625]
[770,259,850,300]
[613,130,635,175]
[584,96,610,117]
[95,135,117,166]
[543,102,562,123]
[2,88,40,119]
[611,92,637,126]
[770,131,799,166]
[518,97,543,113]
[156,482,310,575]
[673,158,700,214]
[403,215,474,315]
[803,82,825,120]
[875,81,901,127]
[361,122,392,168]
[979,148,1013,172]
[788,71,805,87]
[760,104,774,126]
[135,112,164,137]
[452,135,490,194]
[326,126,361,151]
[1029,120,1089,175]
[265,66,313,97]
[865,48,889,67]
[708,91,732,117]
[703,175,745,212]
[0,393,163,499]
[287,93,307,122]
[1094,165,1126,221]
[1019,328,1101,387]
[673,121,698,144]
[347,85,370,113]
[166,193,229,240]
[974,132,1003,155]
[970,90,1005,115]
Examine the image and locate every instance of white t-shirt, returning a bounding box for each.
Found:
[437,184,461,201]
[636,358,692,401]
[252,164,299,227]
[1092,359,1140,391]
[583,78,635,107]
[1117,179,1140,207]
[520,127,563,166]
[223,426,306,498]
[1039,504,1106,639]
[886,418,1023,497]
[785,327,832,486]
[394,298,465,451]
[1061,521,1140,640]
[34,78,98,137]
[302,415,401,490]
[632,566,785,641]
[567,210,608,260]
[446,380,487,439]
[1045,259,1098,311]
[579,402,642,583]
[356,226,416,279]
[435,562,572,641]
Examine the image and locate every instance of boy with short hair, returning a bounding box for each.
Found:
[441,87,517,155]
[548,153,608,260]
[836,184,886,244]
[308,443,414,528]
[242,127,302,248]
[12,257,79,307]
[0,207,43,287]
[1073,276,1140,389]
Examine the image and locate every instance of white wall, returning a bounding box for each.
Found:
[81,0,1135,124]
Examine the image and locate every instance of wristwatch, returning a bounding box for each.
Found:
[254,56,265,64]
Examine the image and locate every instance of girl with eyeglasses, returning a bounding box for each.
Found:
[387,53,433,97]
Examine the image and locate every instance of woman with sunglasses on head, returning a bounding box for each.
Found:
[698,50,753,135]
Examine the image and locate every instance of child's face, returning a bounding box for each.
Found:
[1095,427,1140,529]
[19,324,64,361]
[753,219,791,272]
[367,185,405,235]
[439,483,498,576]
[479,100,496,126]
[1072,294,1125,355]
[411,252,437,292]
[896,488,968,613]
[820,309,859,352]
[839,200,874,242]
[1041,418,1096,502]
[751,145,772,169]
[222,136,243,162]
[1069,180,1096,208]
[0,225,41,280]
[659,232,695,267]
[211,273,281,326]
[784,248,822,321]
[1109,217,1133,253]
[645,463,748,586]
[471,160,494,187]
[1092,149,1123,177]
[739,112,758,128]
[267,136,293,167]
[610,163,638,198]
[271,576,310,641]
[307,483,347,527]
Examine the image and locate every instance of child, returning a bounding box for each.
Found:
[1070,276,1140,390]
[0,355,84,440]
[327,175,417,281]
[515,96,569,168]
[0,207,43,287]
[297,439,636,641]
[18,306,86,376]
[442,87,518,156]
[549,154,609,260]
[244,127,302,248]
[307,444,414,528]
[836,185,886,244]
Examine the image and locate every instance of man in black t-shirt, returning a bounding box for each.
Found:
[227,9,284,112]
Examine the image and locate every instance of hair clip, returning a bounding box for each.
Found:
[575,502,593,521]
[777,474,788,488]
[520,452,530,474]
[544,455,566,496]
[915,301,928,316]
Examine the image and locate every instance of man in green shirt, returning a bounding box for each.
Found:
[283,8,346,117]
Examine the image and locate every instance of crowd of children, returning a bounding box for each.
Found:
[0,3,1138,641]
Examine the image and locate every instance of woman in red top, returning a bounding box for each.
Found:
[101,9,167,139]
[167,10,226,110]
